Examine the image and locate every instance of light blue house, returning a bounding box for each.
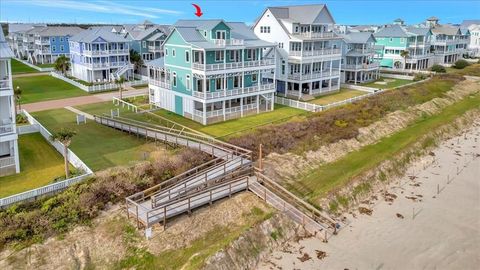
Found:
[33,26,83,64]
[122,20,170,61]
[147,20,276,125]
[69,26,133,83]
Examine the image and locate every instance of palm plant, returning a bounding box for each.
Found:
[14,86,22,115]
[129,49,144,73]
[54,55,70,75]
[50,128,77,178]
[400,50,409,69]
[115,76,126,100]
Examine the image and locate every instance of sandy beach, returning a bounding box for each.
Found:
[258,122,480,270]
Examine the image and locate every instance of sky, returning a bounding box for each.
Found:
[0,0,478,26]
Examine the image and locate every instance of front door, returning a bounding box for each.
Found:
[174,95,183,116]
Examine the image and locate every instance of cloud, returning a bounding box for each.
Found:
[9,0,182,19]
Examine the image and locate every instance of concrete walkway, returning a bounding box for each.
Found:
[12,72,49,78]
[64,106,95,120]
[23,88,147,112]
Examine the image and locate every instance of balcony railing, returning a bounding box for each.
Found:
[287,69,340,81]
[0,124,15,135]
[149,79,172,89]
[0,156,15,170]
[0,79,12,90]
[83,49,129,56]
[343,62,379,70]
[432,39,458,45]
[192,59,275,72]
[148,45,163,51]
[194,103,258,118]
[83,61,130,68]
[289,48,341,57]
[292,31,337,39]
[35,39,50,45]
[212,38,245,46]
[192,83,275,99]
[348,48,376,55]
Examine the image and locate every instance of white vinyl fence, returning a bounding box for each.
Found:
[0,111,94,208]
[15,58,54,72]
[113,97,139,113]
[51,72,148,93]
[275,96,324,112]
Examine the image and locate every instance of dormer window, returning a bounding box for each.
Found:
[216,30,226,40]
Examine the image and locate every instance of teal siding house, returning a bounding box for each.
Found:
[147,20,276,125]
[374,21,433,70]
[122,20,170,61]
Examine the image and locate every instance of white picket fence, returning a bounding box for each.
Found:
[50,72,148,93]
[15,58,54,72]
[0,111,94,208]
[113,97,139,113]
[275,96,324,112]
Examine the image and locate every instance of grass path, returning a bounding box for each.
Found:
[11,59,39,74]
[0,133,67,198]
[291,93,480,204]
[309,88,366,105]
[361,77,412,89]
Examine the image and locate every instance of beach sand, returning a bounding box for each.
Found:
[258,122,480,270]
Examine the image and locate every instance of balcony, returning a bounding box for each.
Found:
[212,38,244,46]
[0,123,15,136]
[83,49,129,56]
[148,45,163,52]
[432,39,458,46]
[343,62,379,70]
[0,79,12,91]
[292,31,337,39]
[194,103,259,119]
[83,61,130,69]
[289,48,341,58]
[192,59,275,72]
[192,83,275,99]
[287,69,340,81]
[348,48,376,55]
[35,39,49,45]
[149,79,172,89]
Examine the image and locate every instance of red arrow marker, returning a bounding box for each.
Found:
[192,3,203,17]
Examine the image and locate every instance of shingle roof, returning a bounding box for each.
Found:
[146,32,166,41]
[375,24,409,38]
[35,26,83,37]
[146,57,164,68]
[405,27,431,36]
[70,26,130,43]
[8,23,46,34]
[123,24,158,40]
[267,4,330,25]
[431,25,461,36]
[175,20,227,31]
[0,31,15,59]
[341,32,375,44]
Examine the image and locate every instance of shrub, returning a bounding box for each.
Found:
[430,64,446,73]
[413,73,427,82]
[16,114,28,124]
[452,59,470,69]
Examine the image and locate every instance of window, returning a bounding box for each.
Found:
[60,37,64,42]
[215,51,224,62]
[266,26,271,33]
[60,45,64,52]
[260,26,271,33]
[185,51,190,62]
[186,75,191,91]
[389,38,393,42]
[233,76,241,88]
[173,72,177,87]
[215,78,222,90]
[295,26,299,33]
[246,49,256,60]
[52,45,56,51]
[400,38,405,43]
[216,30,226,40]
[165,48,168,56]
[142,41,146,48]
[252,73,257,82]
[172,49,176,57]
[52,37,55,42]
[278,42,284,49]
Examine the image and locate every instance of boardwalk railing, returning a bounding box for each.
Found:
[113,97,138,113]
[0,111,94,208]
[51,72,148,93]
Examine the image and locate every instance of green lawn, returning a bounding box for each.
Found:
[446,63,480,77]
[309,88,367,105]
[75,102,306,138]
[360,77,412,89]
[32,108,169,171]
[0,133,68,198]
[36,63,55,68]
[11,59,39,74]
[13,75,89,104]
[290,93,480,205]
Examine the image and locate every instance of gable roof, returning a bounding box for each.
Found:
[70,26,130,43]
[267,4,333,25]
[175,20,229,31]
[35,26,83,37]
[0,30,15,59]
[342,32,376,44]
[405,27,431,36]
[375,24,410,38]
[431,25,461,36]
[8,23,46,34]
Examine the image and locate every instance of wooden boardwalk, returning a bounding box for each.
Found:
[96,116,342,238]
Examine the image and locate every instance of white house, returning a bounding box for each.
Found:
[253,4,343,100]
[340,32,379,84]
[0,31,20,177]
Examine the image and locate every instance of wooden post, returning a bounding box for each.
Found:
[135,205,139,229]
[259,144,263,171]
[163,206,167,230]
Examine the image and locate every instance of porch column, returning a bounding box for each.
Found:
[203,76,207,99]
[240,97,244,117]
[309,81,312,95]
[223,100,226,121]
[354,71,357,85]
[256,95,260,113]
[270,93,274,111]
[202,102,207,125]
[13,140,20,173]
